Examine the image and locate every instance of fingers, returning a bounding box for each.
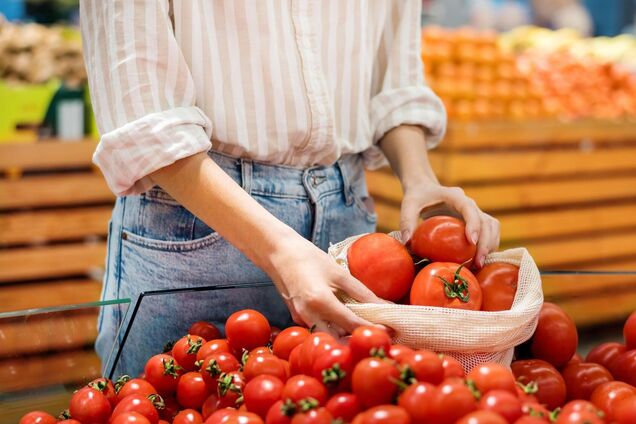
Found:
[321,298,379,334]
[444,188,481,246]
[474,215,500,268]
[337,274,387,304]
[399,198,421,243]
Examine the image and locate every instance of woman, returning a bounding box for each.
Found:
[80,1,500,375]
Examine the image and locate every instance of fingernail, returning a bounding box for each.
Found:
[402,231,411,243]
[470,231,478,244]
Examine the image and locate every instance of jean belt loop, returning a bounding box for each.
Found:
[240,158,253,194]
[337,157,354,206]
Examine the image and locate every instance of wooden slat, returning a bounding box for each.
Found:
[557,290,636,327]
[543,271,636,298]
[0,206,111,245]
[0,279,102,312]
[1,389,74,423]
[0,140,96,171]
[0,242,106,283]
[0,173,114,209]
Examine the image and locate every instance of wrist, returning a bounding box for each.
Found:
[401,174,438,193]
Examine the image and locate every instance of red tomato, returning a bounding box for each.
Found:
[615,396,636,424]
[410,262,482,310]
[512,418,547,424]
[298,333,336,375]
[58,421,82,424]
[476,263,518,311]
[244,353,287,382]
[173,335,206,371]
[559,400,601,416]
[531,303,578,369]
[197,339,232,362]
[561,362,613,401]
[388,345,414,363]
[456,410,507,424]
[397,382,437,423]
[326,393,361,422]
[88,377,118,408]
[585,342,626,375]
[174,409,204,424]
[479,390,523,423]
[111,394,161,424]
[282,375,328,405]
[288,344,304,376]
[69,386,112,424]
[355,405,410,424]
[410,216,476,264]
[467,363,517,396]
[610,350,636,386]
[349,326,392,362]
[401,349,444,385]
[177,371,211,409]
[554,410,603,424]
[18,412,57,424]
[265,400,293,424]
[272,327,310,360]
[520,402,550,421]
[158,420,170,424]
[217,371,246,408]
[590,381,636,422]
[205,408,239,423]
[243,375,284,418]
[624,311,636,350]
[226,309,271,353]
[352,358,400,408]
[511,359,566,410]
[225,412,264,424]
[144,354,183,394]
[201,352,241,387]
[159,395,180,421]
[270,327,282,342]
[202,393,222,419]
[311,345,353,391]
[189,321,222,342]
[115,377,158,401]
[290,408,332,424]
[440,354,465,379]
[250,347,273,357]
[433,380,478,424]
[347,233,415,301]
[111,412,152,424]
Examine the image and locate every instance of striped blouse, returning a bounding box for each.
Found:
[80,0,446,196]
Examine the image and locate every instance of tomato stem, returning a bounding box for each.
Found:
[114,375,131,393]
[436,263,471,303]
[322,363,347,386]
[147,393,165,410]
[186,334,203,355]
[161,357,182,378]
[298,397,319,412]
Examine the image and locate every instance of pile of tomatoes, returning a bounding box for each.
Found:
[348,216,519,311]
[20,306,636,424]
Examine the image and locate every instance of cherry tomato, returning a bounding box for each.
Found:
[479,390,522,423]
[289,408,332,424]
[610,350,636,386]
[58,421,82,424]
[197,339,232,362]
[282,375,328,405]
[349,326,392,362]
[218,371,246,408]
[174,409,203,424]
[226,309,271,353]
[624,311,636,350]
[585,342,626,375]
[115,376,158,401]
[476,263,518,311]
[590,381,636,422]
[615,396,636,424]
[511,359,566,410]
[177,371,211,409]
[111,412,152,424]
[311,345,353,391]
[456,410,508,424]
[410,216,476,263]
[355,405,410,424]
[69,386,112,424]
[202,393,222,419]
[265,400,293,424]
[201,352,241,387]
[250,347,273,357]
[397,382,436,423]
[173,335,206,371]
[433,380,478,424]
[440,354,465,378]
[531,303,578,369]
[388,345,414,363]
[468,363,517,396]
[512,417,547,424]
[347,233,415,301]
[352,358,400,408]
[560,400,601,416]
[272,327,310,360]
[520,401,550,421]
[561,362,613,401]
[111,394,161,424]
[144,354,183,395]
[243,375,284,418]
[18,412,57,424]
[159,395,180,421]
[401,349,444,385]
[226,411,265,424]
[206,408,239,423]
[158,420,170,424]
[88,377,118,408]
[326,393,361,422]
[554,410,603,424]
[244,353,287,382]
[410,262,482,310]
[189,320,222,342]
[298,333,336,376]
[288,344,304,376]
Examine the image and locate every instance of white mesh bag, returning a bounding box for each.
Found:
[328,232,544,371]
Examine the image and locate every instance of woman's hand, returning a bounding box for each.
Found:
[400,183,500,268]
[268,235,387,337]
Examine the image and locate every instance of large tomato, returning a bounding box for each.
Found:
[243,353,287,382]
[272,327,310,361]
[624,311,636,350]
[456,411,507,424]
[188,320,221,341]
[479,390,523,423]
[177,371,211,409]
[172,335,206,371]
[243,375,284,418]
[475,263,519,311]
[281,375,328,406]
[354,405,410,424]
[352,358,400,408]
[111,394,161,424]
[585,342,626,375]
[144,354,184,395]
[173,409,203,424]
[590,381,636,423]
[432,380,478,424]
[560,362,613,401]
[397,382,437,423]
[467,363,517,395]
[18,412,57,424]
[530,303,578,369]
[610,350,636,386]
[349,326,392,362]
[116,377,158,401]
[312,345,353,391]
[225,309,271,353]
[511,359,566,410]
[346,233,415,301]
[400,349,444,385]
[197,339,231,362]
[326,393,361,422]
[410,262,482,310]
[69,386,112,424]
[410,216,476,264]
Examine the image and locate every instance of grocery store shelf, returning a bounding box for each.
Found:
[0,139,97,170]
[0,279,102,313]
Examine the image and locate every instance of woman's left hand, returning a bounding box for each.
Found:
[400,183,500,268]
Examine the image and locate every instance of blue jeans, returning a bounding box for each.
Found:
[96,150,377,377]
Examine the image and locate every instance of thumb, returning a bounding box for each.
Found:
[400,199,420,244]
[338,274,388,304]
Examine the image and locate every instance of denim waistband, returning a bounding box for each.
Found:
[207,150,363,204]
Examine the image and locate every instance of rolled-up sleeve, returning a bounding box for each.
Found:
[80,0,212,196]
[367,0,446,167]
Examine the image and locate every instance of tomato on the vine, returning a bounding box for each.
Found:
[410,262,482,310]
[243,353,287,382]
[433,380,478,424]
[397,382,436,423]
[18,412,57,424]
[144,354,183,395]
[349,326,391,362]
[511,359,566,410]
[410,216,476,264]
[352,357,399,408]
[475,263,518,311]
[272,327,310,361]
[326,393,361,422]
[347,233,415,301]
[69,386,112,424]
[456,410,508,424]
[173,409,203,424]
[115,376,158,401]
[585,342,626,375]
[311,345,353,391]
[243,375,284,418]
[188,320,221,343]
[177,371,211,409]
[530,303,578,369]
[111,394,162,424]
[561,362,613,400]
[467,363,517,395]
[282,375,328,406]
[590,381,636,423]
[226,309,271,353]
[172,335,206,371]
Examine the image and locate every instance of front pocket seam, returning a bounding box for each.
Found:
[350,192,378,223]
[121,228,222,252]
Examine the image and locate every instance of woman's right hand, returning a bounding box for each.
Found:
[267,235,387,337]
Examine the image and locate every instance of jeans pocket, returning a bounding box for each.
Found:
[121,228,223,252]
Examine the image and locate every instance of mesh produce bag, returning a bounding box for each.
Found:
[328,232,544,371]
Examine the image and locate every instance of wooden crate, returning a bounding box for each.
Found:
[368,119,636,326]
